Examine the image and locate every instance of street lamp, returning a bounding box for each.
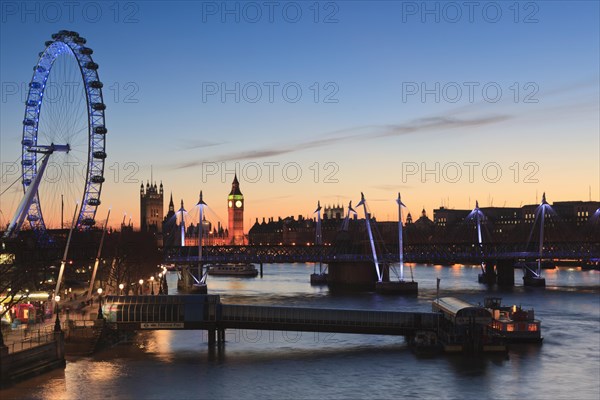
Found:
[139,279,144,295]
[97,288,103,320]
[158,273,163,295]
[54,295,61,332]
[150,276,155,295]
[119,283,124,295]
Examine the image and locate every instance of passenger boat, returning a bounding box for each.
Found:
[582,259,600,270]
[432,297,507,353]
[207,263,258,277]
[310,272,328,285]
[484,297,543,343]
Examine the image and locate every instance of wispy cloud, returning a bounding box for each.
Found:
[177,138,226,150]
[173,114,510,169]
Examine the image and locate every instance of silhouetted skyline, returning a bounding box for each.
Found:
[1,2,598,229]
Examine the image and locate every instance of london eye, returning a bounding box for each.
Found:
[5,30,107,237]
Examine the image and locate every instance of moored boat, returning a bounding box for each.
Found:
[207,263,258,277]
[432,297,507,353]
[484,297,543,343]
[582,259,599,270]
[310,272,328,285]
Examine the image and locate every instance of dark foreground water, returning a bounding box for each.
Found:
[2,264,599,400]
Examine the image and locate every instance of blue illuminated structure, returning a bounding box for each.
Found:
[467,200,486,276]
[196,191,208,285]
[341,200,356,232]
[178,200,187,247]
[5,30,107,237]
[356,192,382,282]
[523,192,551,287]
[396,193,407,281]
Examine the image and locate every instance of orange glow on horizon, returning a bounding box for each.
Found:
[1,172,598,232]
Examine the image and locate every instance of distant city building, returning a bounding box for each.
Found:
[249,215,347,246]
[153,178,599,248]
[248,200,600,247]
[433,200,600,243]
[140,180,163,233]
[162,176,245,247]
[228,174,245,245]
[324,204,344,220]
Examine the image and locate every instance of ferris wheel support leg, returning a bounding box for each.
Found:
[52,203,79,311]
[3,154,51,238]
[87,209,111,302]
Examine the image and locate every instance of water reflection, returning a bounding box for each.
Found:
[1,263,598,400]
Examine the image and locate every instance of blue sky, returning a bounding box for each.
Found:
[1,1,598,228]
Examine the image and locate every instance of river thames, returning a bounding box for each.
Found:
[2,264,599,400]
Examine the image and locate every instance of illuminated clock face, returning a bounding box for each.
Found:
[228,200,233,208]
[235,200,243,208]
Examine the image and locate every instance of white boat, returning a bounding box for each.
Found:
[484,297,543,343]
[207,263,258,277]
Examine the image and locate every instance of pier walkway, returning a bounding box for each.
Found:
[101,295,439,340]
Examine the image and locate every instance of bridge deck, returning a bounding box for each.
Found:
[165,243,600,264]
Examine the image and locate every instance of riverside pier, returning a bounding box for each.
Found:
[100,294,508,353]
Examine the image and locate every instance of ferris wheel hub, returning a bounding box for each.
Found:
[27,143,70,154]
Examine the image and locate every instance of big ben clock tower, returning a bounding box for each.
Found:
[228,174,244,245]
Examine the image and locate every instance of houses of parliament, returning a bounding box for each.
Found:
[140,175,246,246]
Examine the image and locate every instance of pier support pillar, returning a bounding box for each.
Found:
[260,263,263,278]
[217,329,225,345]
[207,329,216,346]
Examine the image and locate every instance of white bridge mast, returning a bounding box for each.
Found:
[357,192,382,282]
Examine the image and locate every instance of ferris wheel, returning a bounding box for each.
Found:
[5,30,107,237]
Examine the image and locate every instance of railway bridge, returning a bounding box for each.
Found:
[164,242,599,265]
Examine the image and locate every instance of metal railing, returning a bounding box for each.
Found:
[2,330,58,354]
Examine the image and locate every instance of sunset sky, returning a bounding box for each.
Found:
[1,1,598,230]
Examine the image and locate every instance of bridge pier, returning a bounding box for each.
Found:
[177,264,207,294]
[496,260,515,286]
[477,262,497,285]
[375,264,418,295]
[207,328,226,346]
[327,261,378,291]
[260,263,263,278]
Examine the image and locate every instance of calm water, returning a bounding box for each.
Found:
[2,264,599,400]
